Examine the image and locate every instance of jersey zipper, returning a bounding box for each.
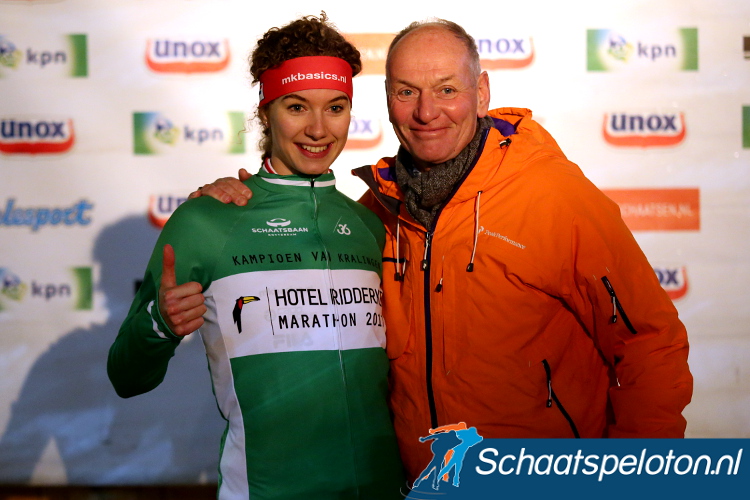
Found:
[309,178,361,492]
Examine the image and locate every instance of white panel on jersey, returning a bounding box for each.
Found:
[202,269,386,359]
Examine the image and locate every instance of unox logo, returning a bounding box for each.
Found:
[148,194,187,228]
[587,28,698,71]
[346,116,382,149]
[0,34,87,77]
[145,39,230,73]
[0,117,75,154]
[603,112,686,147]
[133,111,246,154]
[0,267,92,311]
[411,423,484,493]
[477,36,534,69]
[654,266,688,300]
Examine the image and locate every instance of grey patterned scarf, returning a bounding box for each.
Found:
[394,116,493,229]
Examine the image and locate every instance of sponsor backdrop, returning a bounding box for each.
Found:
[0,0,748,487]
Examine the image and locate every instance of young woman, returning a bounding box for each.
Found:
[108,14,404,499]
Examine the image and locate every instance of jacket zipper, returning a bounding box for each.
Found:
[420,127,492,430]
[422,230,439,429]
[542,359,580,438]
[600,276,637,334]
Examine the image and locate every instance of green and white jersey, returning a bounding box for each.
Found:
[108,168,405,500]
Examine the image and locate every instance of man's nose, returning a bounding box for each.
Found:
[305,113,326,140]
[414,92,439,123]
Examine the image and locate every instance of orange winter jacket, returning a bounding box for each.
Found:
[354,108,693,480]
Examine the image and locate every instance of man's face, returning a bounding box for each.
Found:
[386,27,490,170]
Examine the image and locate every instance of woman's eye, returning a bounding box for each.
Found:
[330,105,343,113]
[288,104,304,112]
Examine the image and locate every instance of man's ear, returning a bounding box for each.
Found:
[476,71,491,118]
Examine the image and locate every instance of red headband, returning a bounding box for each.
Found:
[258,56,353,107]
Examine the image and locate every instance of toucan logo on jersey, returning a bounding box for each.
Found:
[232,295,260,333]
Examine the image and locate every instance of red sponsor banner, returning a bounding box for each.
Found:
[344,33,394,75]
[601,188,700,231]
[346,132,383,149]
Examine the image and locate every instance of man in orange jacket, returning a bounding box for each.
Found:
[194,19,693,483]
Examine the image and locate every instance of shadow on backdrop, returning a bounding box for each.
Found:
[0,215,224,484]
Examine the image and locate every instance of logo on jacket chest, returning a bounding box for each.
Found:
[478,226,526,250]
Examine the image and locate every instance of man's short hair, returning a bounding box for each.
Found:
[386,19,481,81]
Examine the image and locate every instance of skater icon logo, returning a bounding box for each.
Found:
[411,423,484,492]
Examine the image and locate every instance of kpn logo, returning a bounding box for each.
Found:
[410,423,484,494]
[603,110,686,148]
[0,117,75,155]
[145,38,230,73]
[0,34,87,77]
[587,28,698,71]
[0,267,93,312]
[133,111,246,155]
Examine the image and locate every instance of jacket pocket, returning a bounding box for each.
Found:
[542,359,580,438]
[600,276,637,334]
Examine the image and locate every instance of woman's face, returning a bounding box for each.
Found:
[261,88,351,176]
